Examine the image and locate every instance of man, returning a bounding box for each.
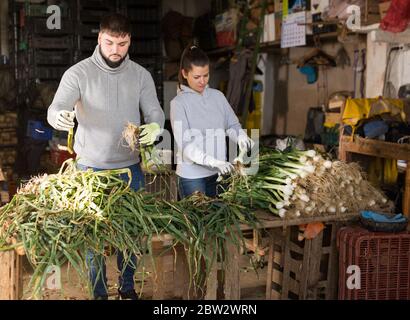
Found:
[47,13,165,300]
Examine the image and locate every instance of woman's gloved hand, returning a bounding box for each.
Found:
[139,122,161,146]
[237,135,254,152]
[206,157,234,175]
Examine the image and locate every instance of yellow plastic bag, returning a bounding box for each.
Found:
[342,97,405,135]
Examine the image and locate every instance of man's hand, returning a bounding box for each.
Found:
[139,123,161,146]
[55,110,75,132]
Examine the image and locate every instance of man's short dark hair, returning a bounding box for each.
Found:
[100,13,131,37]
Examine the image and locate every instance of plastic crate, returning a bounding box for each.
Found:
[79,38,97,52]
[26,120,53,141]
[128,8,159,22]
[338,226,410,300]
[50,148,75,167]
[77,24,100,37]
[131,24,160,38]
[27,4,69,18]
[130,40,161,55]
[29,18,74,35]
[33,66,68,80]
[0,129,17,146]
[31,36,72,49]
[124,0,160,6]
[34,50,72,65]
[80,9,111,22]
[79,0,114,9]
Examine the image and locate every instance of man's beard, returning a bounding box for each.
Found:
[100,47,126,68]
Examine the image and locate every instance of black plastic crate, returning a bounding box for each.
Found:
[31,36,73,49]
[134,57,162,69]
[80,9,112,22]
[76,24,100,37]
[29,18,74,35]
[34,50,72,65]
[131,24,160,39]
[130,40,161,55]
[128,8,159,22]
[26,4,70,18]
[79,0,115,9]
[32,66,68,80]
[124,0,161,6]
[79,38,97,52]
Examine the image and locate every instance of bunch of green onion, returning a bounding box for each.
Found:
[0,160,256,299]
[223,147,392,218]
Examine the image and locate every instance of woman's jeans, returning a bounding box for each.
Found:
[178,174,219,198]
[77,163,144,298]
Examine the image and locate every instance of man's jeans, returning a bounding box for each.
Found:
[77,163,144,298]
[178,174,219,198]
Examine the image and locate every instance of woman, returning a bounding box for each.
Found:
[170,45,253,198]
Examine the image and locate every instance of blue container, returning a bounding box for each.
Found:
[26,120,53,141]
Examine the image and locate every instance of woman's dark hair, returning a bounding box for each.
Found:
[100,13,131,37]
[178,45,210,89]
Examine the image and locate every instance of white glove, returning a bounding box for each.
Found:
[237,134,254,152]
[55,110,75,132]
[183,143,233,175]
[205,157,234,175]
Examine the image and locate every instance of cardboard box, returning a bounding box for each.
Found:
[324,112,341,127]
[379,1,391,20]
[274,0,283,12]
[215,9,239,47]
[288,0,308,14]
[311,0,329,14]
[263,12,282,42]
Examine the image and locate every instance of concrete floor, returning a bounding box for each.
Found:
[21,250,268,300]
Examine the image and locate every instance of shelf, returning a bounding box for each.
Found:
[340,135,410,161]
[203,31,342,58]
[129,20,160,24]
[0,144,18,148]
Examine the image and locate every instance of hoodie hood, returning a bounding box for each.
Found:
[91,45,130,74]
[178,84,210,98]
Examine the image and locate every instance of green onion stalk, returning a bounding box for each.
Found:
[0,160,257,299]
[223,147,392,219]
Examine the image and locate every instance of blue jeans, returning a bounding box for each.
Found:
[178,174,219,199]
[77,163,144,298]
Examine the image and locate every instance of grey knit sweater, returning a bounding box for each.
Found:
[47,45,164,169]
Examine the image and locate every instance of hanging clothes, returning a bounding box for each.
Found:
[380,0,410,33]
[226,49,253,116]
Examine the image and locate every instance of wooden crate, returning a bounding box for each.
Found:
[265,223,341,300]
[144,172,178,202]
[0,250,23,300]
[149,237,191,300]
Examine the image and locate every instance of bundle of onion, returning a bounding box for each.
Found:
[121,122,169,174]
[223,148,393,218]
[0,160,257,299]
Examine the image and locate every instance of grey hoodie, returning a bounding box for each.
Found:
[47,45,165,169]
[170,85,245,179]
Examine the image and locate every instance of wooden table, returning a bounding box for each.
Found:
[205,211,359,300]
[0,211,359,300]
